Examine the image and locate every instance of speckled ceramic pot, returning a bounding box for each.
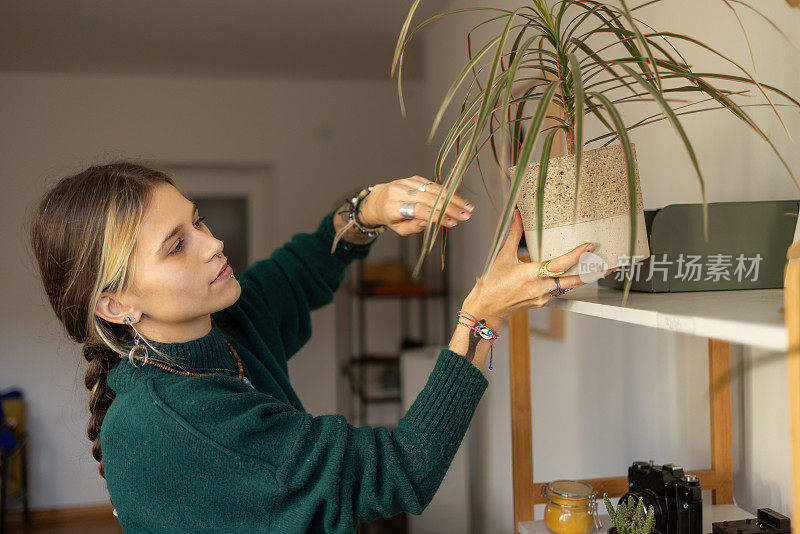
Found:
[510,144,650,277]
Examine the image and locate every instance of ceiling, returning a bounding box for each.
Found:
[0,1,447,81]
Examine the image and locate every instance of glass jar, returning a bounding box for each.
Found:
[543,480,602,534]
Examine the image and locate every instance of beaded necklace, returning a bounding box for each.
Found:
[129,337,254,389]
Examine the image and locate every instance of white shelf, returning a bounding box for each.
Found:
[545,285,786,352]
[519,503,755,534]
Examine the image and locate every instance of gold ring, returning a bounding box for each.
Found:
[539,259,566,278]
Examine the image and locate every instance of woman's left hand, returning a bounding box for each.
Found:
[358,176,475,236]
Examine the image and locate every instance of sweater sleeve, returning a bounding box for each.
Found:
[234,208,374,360]
[272,349,487,531]
[153,349,488,532]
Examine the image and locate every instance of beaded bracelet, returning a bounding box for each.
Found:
[456,310,499,370]
[352,186,385,234]
[331,186,386,253]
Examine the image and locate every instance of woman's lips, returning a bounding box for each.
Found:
[212,264,233,284]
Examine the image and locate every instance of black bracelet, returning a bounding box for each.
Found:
[347,186,385,237]
[331,187,385,253]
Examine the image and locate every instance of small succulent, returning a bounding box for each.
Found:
[604,493,655,534]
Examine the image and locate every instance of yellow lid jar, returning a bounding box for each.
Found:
[543,480,601,534]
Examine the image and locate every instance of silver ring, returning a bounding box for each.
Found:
[550,277,561,297]
[549,277,570,297]
[216,253,222,259]
[399,202,416,219]
[417,182,428,192]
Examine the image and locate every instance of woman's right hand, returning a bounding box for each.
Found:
[460,209,615,329]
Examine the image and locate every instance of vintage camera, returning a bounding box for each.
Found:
[712,509,791,534]
[618,461,702,534]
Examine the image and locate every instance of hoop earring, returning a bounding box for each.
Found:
[123,317,148,368]
[127,337,148,368]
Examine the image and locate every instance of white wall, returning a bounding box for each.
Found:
[0,73,425,509]
[418,1,800,532]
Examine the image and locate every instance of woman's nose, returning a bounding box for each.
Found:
[206,236,224,261]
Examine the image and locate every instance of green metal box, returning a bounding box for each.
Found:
[597,200,798,292]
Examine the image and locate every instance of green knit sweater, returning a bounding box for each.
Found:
[103,209,488,533]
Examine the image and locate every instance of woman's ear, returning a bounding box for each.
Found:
[95,293,137,325]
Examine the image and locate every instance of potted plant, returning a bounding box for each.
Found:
[604,493,656,534]
[392,0,800,301]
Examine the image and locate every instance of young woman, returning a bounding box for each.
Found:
[29,162,608,533]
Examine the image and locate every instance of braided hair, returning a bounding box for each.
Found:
[29,162,174,479]
[83,344,119,477]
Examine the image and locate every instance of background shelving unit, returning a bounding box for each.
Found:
[508,252,799,534]
[519,503,756,534]
[344,234,451,427]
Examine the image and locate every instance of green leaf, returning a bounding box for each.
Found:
[657,31,794,143]
[643,505,656,534]
[634,496,645,525]
[629,64,800,191]
[513,77,551,162]
[416,10,518,264]
[498,36,540,185]
[440,226,447,270]
[588,99,784,144]
[727,0,800,55]
[554,0,572,35]
[720,0,757,75]
[429,36,502,141]
[532,128,561,264]
[567,1,647,78]
[390,0,422,116]
[567,52,584,221]
[391,0,421,77]
[466,12,515,95]
[414,83,503,270]
[619,0,662,91]
[393,6,509,116]
[417,12,520,267]
[619,499,629,534]
[619,63,708,242]
[604,493,616,521]
[481,81,560,278]
[586,90,639,305]
[584,95,615,133]
[671,70,800,109]
[415,80,508,276]
[570,37,639,99]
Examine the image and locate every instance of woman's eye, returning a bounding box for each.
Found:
[169,239,183,255]
[169,239,183,256]
[169,217,206,255]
